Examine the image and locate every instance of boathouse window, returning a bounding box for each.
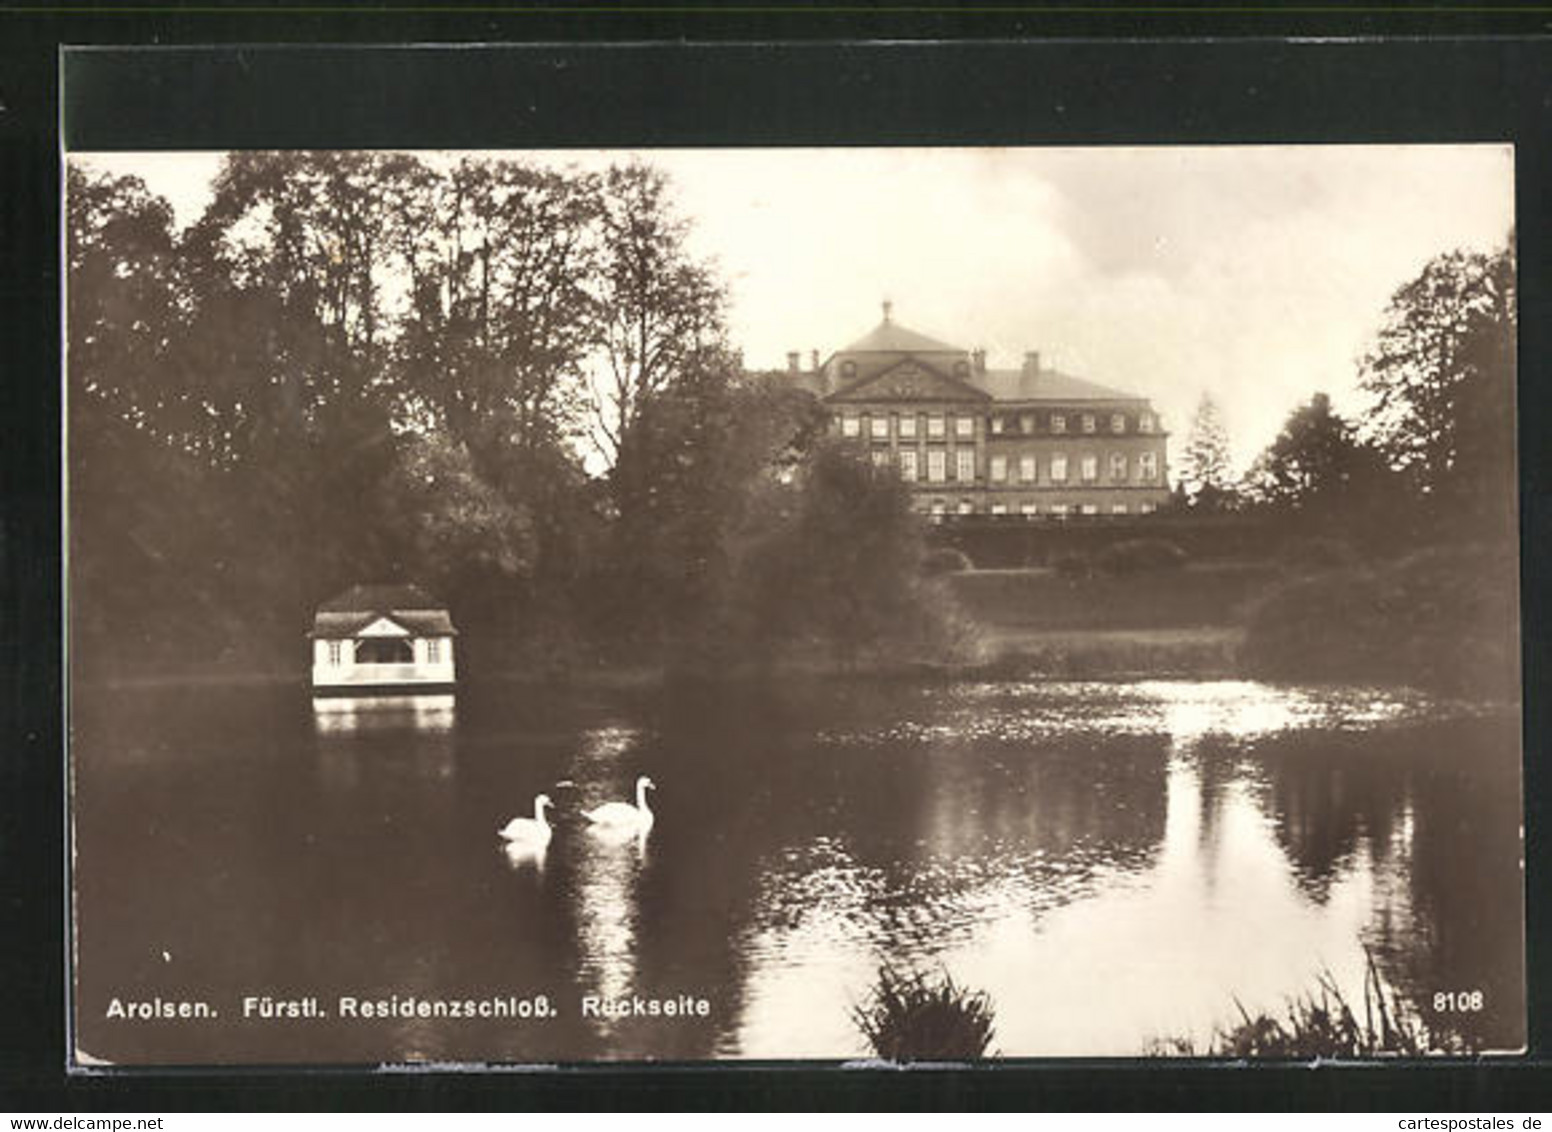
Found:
[427,639,441,664]
[356,639,414,664]
[955,449,976,482]
[328,640,343,666]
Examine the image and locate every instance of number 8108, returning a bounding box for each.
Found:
[1433,990,1484,1012]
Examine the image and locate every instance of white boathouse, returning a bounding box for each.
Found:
[310,584,457,695]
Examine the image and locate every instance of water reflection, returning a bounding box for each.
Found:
[312,693,456,734]
[71,677,1525,1063]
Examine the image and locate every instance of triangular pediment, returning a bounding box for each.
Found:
[827,359,990,404]
[357,616,413,638]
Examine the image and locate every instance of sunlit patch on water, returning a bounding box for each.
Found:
[817,680,1448,749]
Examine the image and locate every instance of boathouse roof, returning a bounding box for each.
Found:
[310,584,458,639]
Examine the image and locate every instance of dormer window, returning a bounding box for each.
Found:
[1082,414,1096,434]
[841,360,858,380]
[1051,413,1066,434]
[1139,414,1154,433]
[1111,414,1126,434]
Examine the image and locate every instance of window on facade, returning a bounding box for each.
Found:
[1019,455,1037,483]
[956,449,976,482]
[989,455,1008,482]
[427,638,441,664]
[1051,503,1071,517]
[1109,452,1128,481]
[1141,501,1158,514]
[328,640,343,666]
[1082,414,1096,434]
[870,415,889,441]
[1050,454,1067,482]
[899,414,918,439]
[1081,454,1099,483]
[930,499,947,519]
[928,450,947,483]
[842,414,860,438]
[1051,413,1066,434]
[958,499,974,516]
[991,503,1008,516]
[1020,501,1038,518]
[841,360,857,379]
[1139,452,1159,480]
[899,449,919,482]
[928,414,946,439]
[1139,414,1154,433]
[991,416,1004,435]
[1020,413,1035,434]
[1112,504,1128,516]
[871,450,891,468]
[1082,503,1099,516]
[955,416,974,440]
[1112,414,1126,434]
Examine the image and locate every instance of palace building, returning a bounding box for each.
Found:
[789,305,1170,520]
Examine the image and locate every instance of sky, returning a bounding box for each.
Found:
[73,146,1514,470]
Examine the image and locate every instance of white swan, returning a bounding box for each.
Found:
[498,794,554,845]
[584,775,655,831]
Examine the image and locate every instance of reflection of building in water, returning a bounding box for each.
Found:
[312,694,457,792]
[310,584,457,694]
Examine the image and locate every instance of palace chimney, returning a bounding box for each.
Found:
[787,351,801,373]
[972,349,987,374]
[1023,350,1042,376]
[811,349,820,370]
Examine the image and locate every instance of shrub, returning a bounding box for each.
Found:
[1280,536,1361,576]
[1093,538,1188,576]
[1052,551,1094,579]
[921,547,974,576]
[1241,543,1517,698]
[852,967,996,1061]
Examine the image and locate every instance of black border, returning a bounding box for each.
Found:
[7,18,1552,1112]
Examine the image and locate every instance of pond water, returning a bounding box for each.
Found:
[70,677,1526,1064]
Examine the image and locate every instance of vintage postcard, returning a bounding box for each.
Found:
[65,141,1525,1066]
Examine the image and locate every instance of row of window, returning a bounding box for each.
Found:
[870,448,1160,484]
[324,639,443,665]
[840,410,1155,440]
[924,500,1160,518]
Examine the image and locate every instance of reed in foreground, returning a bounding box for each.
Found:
[1150,952,1467,1058]
[851,967,997,1062]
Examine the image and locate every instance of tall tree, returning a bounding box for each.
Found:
[1247,393,1369,511]
[1179,392,1238,511]
[1359,242,1516,519]
[584,161,726,478]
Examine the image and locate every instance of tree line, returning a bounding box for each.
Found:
[68,153,943,677]
[1173,239,1516,551]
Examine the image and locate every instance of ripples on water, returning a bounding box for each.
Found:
[71,677,1524,1063]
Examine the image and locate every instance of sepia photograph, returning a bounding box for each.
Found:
[65,143,1524,1067]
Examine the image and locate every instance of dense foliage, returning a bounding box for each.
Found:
[68,155,949,678]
